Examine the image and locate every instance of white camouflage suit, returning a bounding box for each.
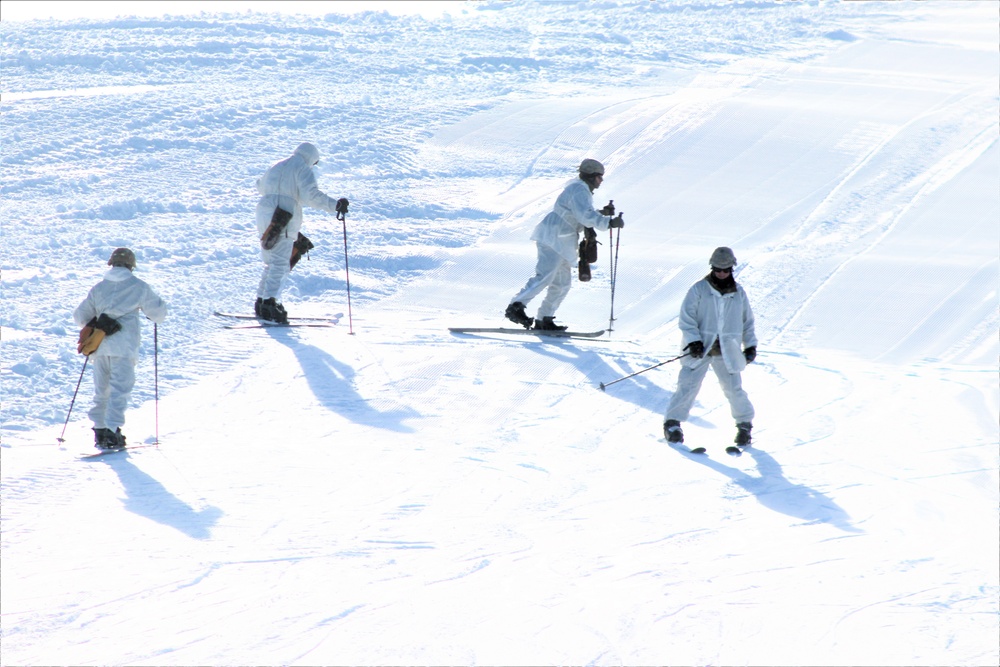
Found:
[510,178,613,319]
[664,276,757,424]
[255,142,340,301]
[73,267,168,431]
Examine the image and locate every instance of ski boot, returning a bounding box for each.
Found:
[93,427,112,448]
[533,316,568,331]
[93,427,124,450]
[504,301,533,329]
[254,297,263,317]
[260,298,289,324]
[735,422,752,446]
[663,419,684,443]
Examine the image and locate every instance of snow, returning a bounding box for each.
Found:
[1,1,997,665]
[0,1,460,23]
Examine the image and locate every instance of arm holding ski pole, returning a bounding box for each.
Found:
[599,351,689,391]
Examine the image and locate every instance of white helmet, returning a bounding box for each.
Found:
[578,158,605,176]
[709,247,737,269]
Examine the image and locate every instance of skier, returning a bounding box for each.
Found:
[505,158,624,331]
[74,248,168,450]
[663,247,757,447]
[254,142,348,323]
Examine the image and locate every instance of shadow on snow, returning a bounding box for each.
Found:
[88,455,223,540]
[671,443,863,533]
[268,330,420,433]
[519,337,679,417]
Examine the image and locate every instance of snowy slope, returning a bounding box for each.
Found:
[2,2,998,665]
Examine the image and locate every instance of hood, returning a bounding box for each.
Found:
[103,266,134,282]
[293,142,321,166]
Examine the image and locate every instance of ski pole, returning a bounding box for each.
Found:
[337,201,355,335]
[599,352,689,391]
[608,225,622,332]
[154,323,160,447]
[57,355,89,445]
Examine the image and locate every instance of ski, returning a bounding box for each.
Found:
[214,311,342,322]
[225,322,336,329]
[449,327,606,339]
[81,449,127,458]
[665,439,706,455]
[726,445,748,456]
[80,444,156,459]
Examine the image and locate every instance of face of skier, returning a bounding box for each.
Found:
[712,266,733,276]
[592,173,603,189]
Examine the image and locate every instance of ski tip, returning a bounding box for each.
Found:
[666,440,705,455]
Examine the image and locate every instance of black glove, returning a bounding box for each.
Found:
[685,340,705,359]
[335,198,349,215]
[94,313,122,336]
[609,214,624,229]
[600,200,615,216]
[743,346,757,363]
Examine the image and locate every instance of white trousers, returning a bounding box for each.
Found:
[88,355,137,431]
[510,243,572,319]
[664,354,755,424]
[257,235,295,301]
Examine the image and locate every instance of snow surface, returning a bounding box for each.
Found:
[2,1,998,665]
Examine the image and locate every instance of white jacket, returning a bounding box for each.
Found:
[255,143,339,240]
[678,277,757,374]
[73,267,168,361]
[531,179,613,262]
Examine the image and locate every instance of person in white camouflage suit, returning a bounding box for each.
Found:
[74,248,168,450]
[504,158,624,331]
[663,246,758,447]
[254,142,347,323]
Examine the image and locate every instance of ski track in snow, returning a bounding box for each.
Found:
[1,2,998,666]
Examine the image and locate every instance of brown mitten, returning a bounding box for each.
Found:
[77,325,94,354]
[77,317,97,354]
[78,328,106,356]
